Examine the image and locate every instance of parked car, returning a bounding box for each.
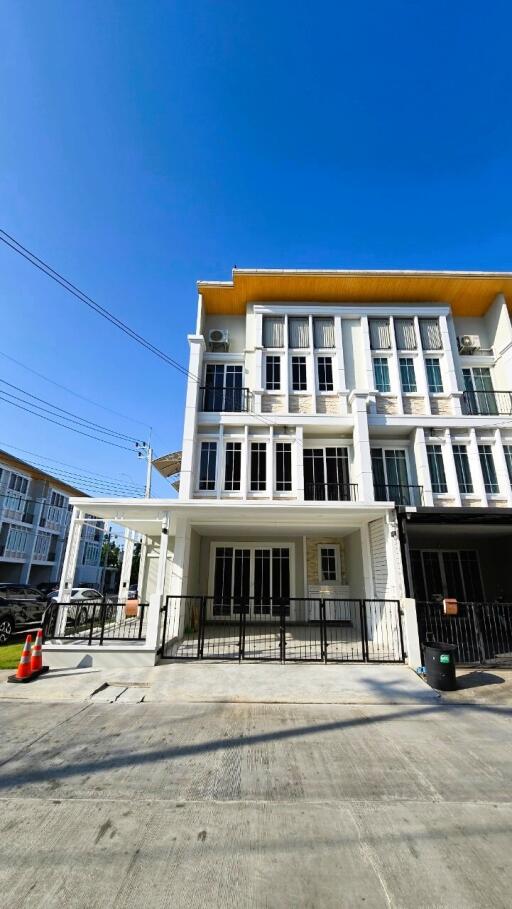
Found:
[0,584,47,644]
[48,588,115,627]
[37,581,59,597]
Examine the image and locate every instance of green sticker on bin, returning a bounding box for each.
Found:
[440,654,451,664]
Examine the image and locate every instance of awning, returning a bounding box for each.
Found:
[152,450,182,479]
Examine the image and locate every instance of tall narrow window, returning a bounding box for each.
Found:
[288,316,309,348]
[313,317,335,348]
[425,358,444,393]
[263,316,284,348]
[319,546,338,582]
[224,442,241,491]
[478,445,499,494]
[371,449,411,504]
[250,442,267,491]
[419,318,442,350]
[504,445,512,484]
[373,357,390,393]
[317,356,334,391]
[303,447,350,501]
[291,356,307,391]
[399,358,417,393]
[198,441,217,491]
[394,318,417,350]
[452,445,473,494]
[369,318,391,350]
[427,445,448,493]
[265,355,281,390]
[275,442,292,492]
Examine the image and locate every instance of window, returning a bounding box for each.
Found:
[419,318,442,350]
[317,356,334,391]
[224,442,241,492]
[263,316,284,348]
[410,549,484,602]
[369,318,391,350]
[452,445,473,494]
[425,358,444,393]
[50,491,66,508]
[462,368,496,415]
[8,473,29,494]
[478,445,499,494]
[319,546,339,583]
[198,441,217,491]
[291,356,307,391]
[275,442,292,492]
[82,542,100,565]
[5,527,29,555]
[213,545,291,615]
[265,355,281,391]
[313,317,335,348]
[250,442,266,491]
[373,357,391,393]
[303,447,350,500]
[504,445,512,484]
[399,358,417,393]
[394,318,417,350]
[203,364,244,411]
[427,445,448,493]
[288,316,309,348]
[371,449,412,504]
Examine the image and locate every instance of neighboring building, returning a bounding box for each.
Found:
[55,269,512,667]
[0,450,105,588]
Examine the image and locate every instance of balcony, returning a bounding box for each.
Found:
[374,484,424,507]
[200,386,251,413]
[461,390,512,416]
[304,482,358,502]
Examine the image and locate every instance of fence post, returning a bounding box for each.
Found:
[280,605,286,662]
[359,601,369,661]
[146,593,163,653]
[470,603,486,664]
[238,605,245,661]
[198,596,206,659]
[320,599,327,662]
[99,602,106,646]
[400,598,421,667]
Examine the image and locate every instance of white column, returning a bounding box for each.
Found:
[216,425,224,498]
[56,507,84,635]
[493,429,512,505]
[253,344,263,414]
[412,427,433,506]
[146,518,170,651]
[118,529,135,600]
[442,314,462,414]
[19,497,45,584]
[388,317,404,414]
[180,335,205,500]
[241,426,249,499]
[360,316,374,391]
[283,314,290,413]
[442,430,462,507]
[306,315,316,414]
[267,426,274,498]
[350,392,374,502]
[401,599,422,668]
[467,428,488,503]
[295,426,304,501]
[413,317,431,415]
[167,516,192,638]
[360,524,375,598]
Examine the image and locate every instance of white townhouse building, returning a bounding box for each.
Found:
[51,270,512,668]
[0,450,105,588]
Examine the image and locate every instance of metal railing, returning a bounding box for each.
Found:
[461,390,512,416]
[200,386,251,413]
[373,484,423,507]
[304,482,358,502]
[417,600,512,664]
[44,599,148,645]
[159,595,405,663]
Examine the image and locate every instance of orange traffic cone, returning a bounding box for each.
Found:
[8,634,33,683]
[30,629,49,677]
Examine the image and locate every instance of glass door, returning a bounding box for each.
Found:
[213,546,251,615]
[204,364,243,412]
[463,368,496,415]
[213,545,291,617]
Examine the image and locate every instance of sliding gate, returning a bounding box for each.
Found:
[159,596,405,663]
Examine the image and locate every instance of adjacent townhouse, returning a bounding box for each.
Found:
[0,450,105,588]
[51,269,512,668]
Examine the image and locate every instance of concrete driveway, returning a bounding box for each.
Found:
[0,682,511,907]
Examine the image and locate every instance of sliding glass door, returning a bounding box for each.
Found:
[212,545,291,617]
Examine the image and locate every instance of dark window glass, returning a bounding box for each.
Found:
[275,442,292,492]
[453,445,473,494]
[250,442,267,491]
[425,358,443,393]
[291,356,307,391]
[265,356,281,391]
[478,445,499,494]
[317,356,334,392]
[373,358,390,393]
[320,547,337,581]
[199,442,217,490]
[399,357,417,393]
[427,445,447,493]
[224,442,241,491]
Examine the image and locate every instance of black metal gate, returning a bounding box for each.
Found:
[417,601,512,664]
[158,596,405,663]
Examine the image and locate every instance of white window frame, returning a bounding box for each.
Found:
[264,354,282,392]
[317,544,341,584]
[290,354,308,393]
[197,438,218,495]
[208,542,296,601]
[315,354,335,394]
[274,440,293,495]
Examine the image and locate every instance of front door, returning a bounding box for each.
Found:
[212,545,291,617]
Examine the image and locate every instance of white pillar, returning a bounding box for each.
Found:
[55,507,84,635]
[467,428,488,503]
[443,314,463,414]
[267,426,274,498]
[179,335,205,500]
[388,317,404,414]
[295,426,304,501]
[360,523,375,598]
[118,529,135,600]
[413,427,433,506]
[401,598,422,668]
[146,518,170,651]
[167,516,192,639]
[442,429,462,507]
[350,392,374,502]
[493,429,512,505]
[413,317,431,415]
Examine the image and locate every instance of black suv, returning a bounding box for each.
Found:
[0,584,47,644]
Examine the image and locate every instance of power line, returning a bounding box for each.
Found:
[0,229,274,429]
[0,379,142,443]
[0,441,144,488]
[0,393,135,451]
[0,347,152,431]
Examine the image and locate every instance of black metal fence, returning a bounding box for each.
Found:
[200,386,251,413]
[416,601,512,664]
[374,484,424,507]
[461,390,512,416]
[44,599,148,645]
[158,596,405,663]
[304,482,358,502]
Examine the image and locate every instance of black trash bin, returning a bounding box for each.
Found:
[423,642,457,691]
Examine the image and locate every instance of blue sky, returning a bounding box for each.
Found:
[1,0,511,500]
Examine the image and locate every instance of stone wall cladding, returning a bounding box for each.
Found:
[376,396,399,415]
[289,395,312,414]
[262,394,285,413]
[316,396,341,415]
[403,396,426,415]
[430,396,453,416]
[306,536,347,586]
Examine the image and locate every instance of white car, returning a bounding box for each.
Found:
[49,588,112,627]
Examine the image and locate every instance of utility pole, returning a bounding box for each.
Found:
[102,525,112,594]
[136,441,152,594]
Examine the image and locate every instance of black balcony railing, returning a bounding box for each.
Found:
[200,386,251,413]
[304,482,358,502]
[374,483,423,507]
[461,390,512,416]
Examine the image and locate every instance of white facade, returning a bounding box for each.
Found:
[0,453,104,588]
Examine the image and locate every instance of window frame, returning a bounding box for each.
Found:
[399,357,417,393]
[275,441,292,493]
[265,355,281,391]
[316,355,334,393]
[478,444,499,495]
[250,441,267,492]
[198,440,218,492]
[425,358,444,394]
[452,444,473,495]
[291,355,308,392]
[224,441,242,493]
[426,444,448,494]
[317,544,341,584]
[372,356,391,393]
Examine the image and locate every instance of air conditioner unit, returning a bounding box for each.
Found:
[208,328,229,350]
[457,335,480,354]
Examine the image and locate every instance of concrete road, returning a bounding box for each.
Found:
[0,695,511,908]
